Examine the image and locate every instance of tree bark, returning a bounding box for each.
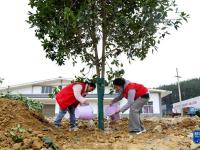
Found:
[101,0,107,79]
[91,1,100,78]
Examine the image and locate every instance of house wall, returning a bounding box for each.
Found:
[10,87,33,94]
[43,104,55,117]
[151,93,160,114]
[82,99,112,117]
[32,86,42,94]
[90,86,111,94]
[8,86,43,94]
[173,96,200,113]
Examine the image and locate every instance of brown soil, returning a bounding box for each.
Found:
[0,98,200,150]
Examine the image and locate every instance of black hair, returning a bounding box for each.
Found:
[113,78,125,87]
[87,82,96,89]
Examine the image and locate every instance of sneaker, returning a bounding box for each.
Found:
[129,129,146,135]
[69,126,79,131]
[136,129,146,135]
[54,124,60,128]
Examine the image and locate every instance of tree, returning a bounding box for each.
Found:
[27,0,188,129]
[0,77,4,86]
[159,78,200,112]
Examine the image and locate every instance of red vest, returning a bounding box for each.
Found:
[123,83,148,100]
[56,83,86,110]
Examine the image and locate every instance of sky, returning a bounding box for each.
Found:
[0,0,200,88]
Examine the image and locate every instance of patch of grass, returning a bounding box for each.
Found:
[8,124,26,143]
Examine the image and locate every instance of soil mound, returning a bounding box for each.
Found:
[0,98,55,149]
[0,98,200,150]
[0,98,50,131]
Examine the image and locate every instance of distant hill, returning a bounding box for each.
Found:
[157,78,200,112]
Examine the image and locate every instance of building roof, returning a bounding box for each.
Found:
[0,76,73,91]
[149,88,172,98]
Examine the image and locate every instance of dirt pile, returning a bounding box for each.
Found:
[0,98,56,150]
[1,98,200,150]
[0,99,50,131]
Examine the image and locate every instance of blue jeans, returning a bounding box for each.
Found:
[54,104,76,128]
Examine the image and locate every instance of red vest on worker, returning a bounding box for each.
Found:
[123,83,148,100]
[56,83,87,110]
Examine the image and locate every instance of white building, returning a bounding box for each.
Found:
[0,77,171,117]
[173,96,200,113]
[0,77,72,117]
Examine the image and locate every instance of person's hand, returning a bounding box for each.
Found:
[110,109,120,116]
[82,93,87,97]
[82,100,89,106]
[109,100,115,106]
[114,109,120,114]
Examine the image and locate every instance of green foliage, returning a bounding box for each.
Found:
[26,99,43,112]
[158,78,200,112]
[0,77,3,84]
[9,124,26,143]
[42,137,57,150]
[74,74,98,83]
[0,94,43,112]
[48,86,61,98]
[27,0,189,82]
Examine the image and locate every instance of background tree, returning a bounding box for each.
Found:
[27,0,188,129]
[0,77,4,86]
[159,78,200,112]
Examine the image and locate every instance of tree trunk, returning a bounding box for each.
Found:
[97,78,105,129]
[90,1,105,130]
[97,0,108,130]
[91,2,100,78]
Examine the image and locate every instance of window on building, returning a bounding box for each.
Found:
[41,86,52,94]
[142,101,153,114]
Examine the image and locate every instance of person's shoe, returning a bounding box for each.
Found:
[136,129,146,135]
[69,126,79,131]
[129,129,146,135]
[54,124,60,128]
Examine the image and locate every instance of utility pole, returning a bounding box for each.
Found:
[175,68,183,116]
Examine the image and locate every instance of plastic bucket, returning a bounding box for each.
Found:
[105,103,120,117]
[75,105,94,120]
